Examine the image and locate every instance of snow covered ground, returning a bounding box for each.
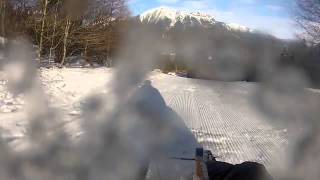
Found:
[0,67,304,178]
[150,71,289,168]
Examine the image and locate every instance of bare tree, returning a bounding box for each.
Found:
[1,0,129,66]
[90,0,129,66]
[48,0,61,63]
[60,15,71,66]
[296,0,320,42]
[38,0,49,63]
[0,0,6,38]
[105,0,128,66]
[65,0,129,66]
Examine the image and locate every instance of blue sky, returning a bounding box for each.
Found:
[128,0,298,39]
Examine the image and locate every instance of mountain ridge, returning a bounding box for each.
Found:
[139,7,253,32]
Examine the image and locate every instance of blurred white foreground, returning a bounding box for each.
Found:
[0,68,294,178]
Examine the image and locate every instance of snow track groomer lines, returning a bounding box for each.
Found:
[151,73,289,170]
[1,69,290,178]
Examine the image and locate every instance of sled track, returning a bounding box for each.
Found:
[154,75,288,169]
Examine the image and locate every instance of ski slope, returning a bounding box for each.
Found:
[150,73,288,168]
[0,68,290,177]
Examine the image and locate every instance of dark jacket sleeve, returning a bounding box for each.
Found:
[206,161,274,180]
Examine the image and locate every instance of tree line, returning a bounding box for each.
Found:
[289,0,320,86]
[144,19,286,81]
[141,0,320,85]
[0,0,129,66]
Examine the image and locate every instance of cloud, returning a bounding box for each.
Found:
[181,0,209,10]
[219,12,296,39]
[157,0,180,4]
[128,0,140,4]
[266,5,283,12]
[168,1,296,39]
[238,0,255,4]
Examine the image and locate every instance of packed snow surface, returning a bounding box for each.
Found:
[0,68,296,178]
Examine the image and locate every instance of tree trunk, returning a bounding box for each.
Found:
[60,17,71,66]
[106,2,114,67]
[49,1,59,64]
[38,0,49,64]
[106,33,112,67]
[0,0,6,40]
[84,40,93,66]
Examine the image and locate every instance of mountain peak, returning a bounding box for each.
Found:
[139,7,216,28]
[139,7,253,33]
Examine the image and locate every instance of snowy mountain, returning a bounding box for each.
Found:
[139,7,215,28]
[226,23,252,33]
[139,7,252,32]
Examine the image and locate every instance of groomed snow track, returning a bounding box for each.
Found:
[151,73,288,169]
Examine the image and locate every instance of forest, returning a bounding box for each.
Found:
[0,0,129,66]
